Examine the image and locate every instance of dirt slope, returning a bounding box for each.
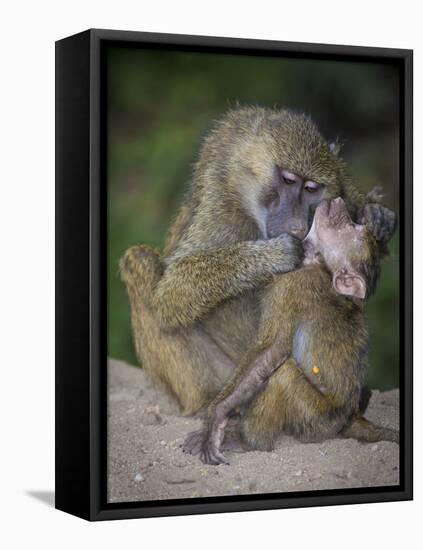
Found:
[107,358,400,503]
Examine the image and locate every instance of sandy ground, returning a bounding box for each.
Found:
[107,358,400,503]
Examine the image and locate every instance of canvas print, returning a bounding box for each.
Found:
[106,46,400,503]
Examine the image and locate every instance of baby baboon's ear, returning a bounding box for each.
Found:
[333,267,366,300]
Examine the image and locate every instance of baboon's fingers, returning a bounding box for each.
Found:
[360,203,397,243]
[366,186,384,203]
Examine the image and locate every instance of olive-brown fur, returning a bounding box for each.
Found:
[184,212,398,463]
[120,107,395,417]
[240,268,369,450]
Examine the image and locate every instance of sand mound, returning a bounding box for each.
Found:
[107,358,399,503]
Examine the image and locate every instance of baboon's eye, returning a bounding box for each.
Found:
[283,175,297,185]
[305,181,320,193]
[280,169,298,185]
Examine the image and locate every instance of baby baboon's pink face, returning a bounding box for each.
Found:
[303,197,372,299]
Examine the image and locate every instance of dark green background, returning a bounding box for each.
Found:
[107,46,400,390]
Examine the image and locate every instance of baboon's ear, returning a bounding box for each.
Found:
[329,140,342,156]
[332,267,366,299]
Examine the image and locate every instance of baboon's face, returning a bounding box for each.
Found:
[262,166,325,240]
[303,197,373,300]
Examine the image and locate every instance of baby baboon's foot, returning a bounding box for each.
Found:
[200,439,230,466]
[182,428,230,465]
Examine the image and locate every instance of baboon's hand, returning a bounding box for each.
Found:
[360,203,397,243]
[269,234,304,273]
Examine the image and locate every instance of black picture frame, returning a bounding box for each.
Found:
[55,28,413,521]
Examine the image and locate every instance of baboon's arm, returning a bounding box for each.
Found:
[153,235,302,329]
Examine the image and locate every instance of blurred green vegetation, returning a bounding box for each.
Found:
[108,46,400,390]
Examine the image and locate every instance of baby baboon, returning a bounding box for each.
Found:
[183,197,399,465]
[120,107,397,416]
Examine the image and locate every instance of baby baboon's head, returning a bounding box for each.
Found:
[303,197,379,299]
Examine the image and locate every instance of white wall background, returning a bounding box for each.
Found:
[0,1,420,548]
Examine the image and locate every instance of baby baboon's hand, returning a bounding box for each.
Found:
[361,203,397,243]
[269,234,304,273]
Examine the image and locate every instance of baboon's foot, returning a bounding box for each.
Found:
[370,427,399,444]
[181,428,204,456]
[119,244,163,290]
[199,434,230,466]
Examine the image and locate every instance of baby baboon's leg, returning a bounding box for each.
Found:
[120,245,234,415]
[241,358,346,450]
